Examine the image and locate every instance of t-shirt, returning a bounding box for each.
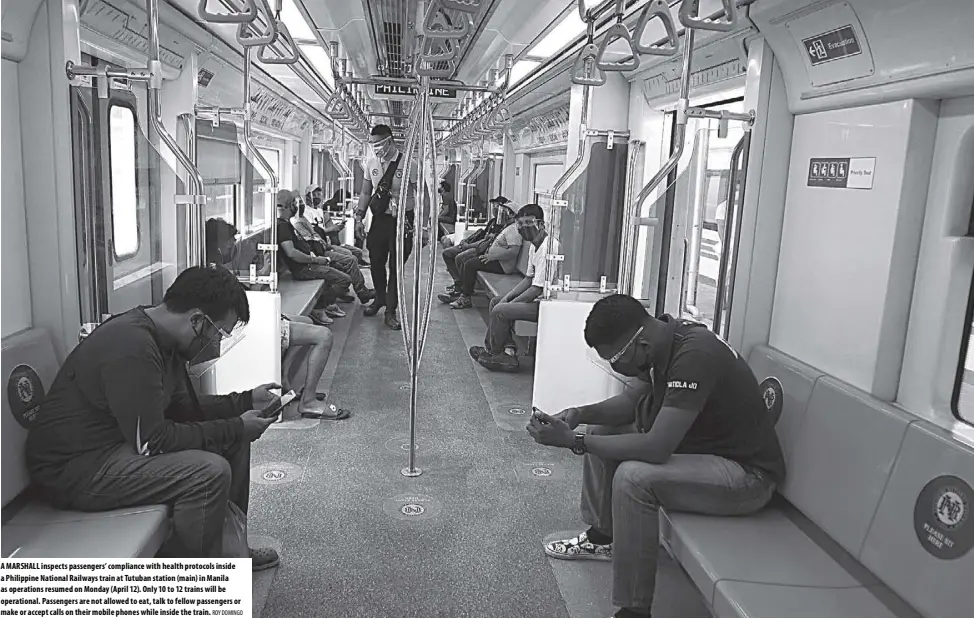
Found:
[439,197,457,224]
[488,224,524,274]
[363,149,417,215]
[25,308,250,506]
[277,217,314,274]
[526,235,560,289]
[635,315,787,485]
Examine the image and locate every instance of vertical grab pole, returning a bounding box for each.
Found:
[146,0,206,266]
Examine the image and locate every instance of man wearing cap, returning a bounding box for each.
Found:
[276,189,353,325]
[440,196,515,300]
[306,186,369,267]
[355,124,423,331]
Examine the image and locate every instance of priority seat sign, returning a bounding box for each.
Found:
[807,157,875,189]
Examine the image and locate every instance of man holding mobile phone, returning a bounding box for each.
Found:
[526,294,785,618]
[26,267,286,568]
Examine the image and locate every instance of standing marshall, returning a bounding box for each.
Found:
[355,124,421,331]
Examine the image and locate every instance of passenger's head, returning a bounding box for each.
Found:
[276,189,298,218]
[438,180,451,196]
[585,294,653,381]
[306,185,323,207]
[205,218,238,267]
[369,124,396,160]
[293,194,308,219]
[161,266,249,363]
[491,196,513,223]
[514,203,545,242]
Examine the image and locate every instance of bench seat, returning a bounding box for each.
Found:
[278,273,326,316]
[2,329,170,559]
[3,502,169,559]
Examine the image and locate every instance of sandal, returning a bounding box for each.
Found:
[296,388,327,402]
[300,403,352,420]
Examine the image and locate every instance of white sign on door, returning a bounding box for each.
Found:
[846,157,876,189]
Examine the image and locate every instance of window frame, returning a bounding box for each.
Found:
[952,269,974,426]
[106,101,141,261]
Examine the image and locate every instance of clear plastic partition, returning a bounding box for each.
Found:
[546,139,630,292]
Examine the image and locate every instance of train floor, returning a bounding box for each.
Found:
[247,252,709,618]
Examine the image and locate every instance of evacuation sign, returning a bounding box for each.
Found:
[802,25,862,66]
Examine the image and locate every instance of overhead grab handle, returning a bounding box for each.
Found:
[423,1,470,40]
[633,0,679,56]
[441,0,482,13]
[577,0,616,22]
[572,43,607,86]
[596,23,640,71]
[236,0,277,47]
[678,0,737,32]
[422,37,458,63]
[197,0,257,23]
[417,58,457,78]
[258,20,299,64]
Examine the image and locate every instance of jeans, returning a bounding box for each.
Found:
[324,248,369,298]
[580,424,776,609]
[485,294,540,354]
[367,214,413,313]
[292,263,352,308]
[68,440,252,558]
[461,258,504,296]
[443,245,478,283]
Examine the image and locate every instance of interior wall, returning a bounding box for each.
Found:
[769,98,938,397]
[2,59,32,338]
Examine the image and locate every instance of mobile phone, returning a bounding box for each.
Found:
[261,390,296,418]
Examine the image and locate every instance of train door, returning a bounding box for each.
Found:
[657,98,750,336]
[70,53,175,325]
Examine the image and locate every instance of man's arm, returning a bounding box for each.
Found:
[502,276,534,302]
[169,371,254,421]
[355,179,373,223]
[103,353,244,456]
[280,240,327,265]
[573,390,643,427]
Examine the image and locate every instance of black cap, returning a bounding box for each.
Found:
[489,196,510,204]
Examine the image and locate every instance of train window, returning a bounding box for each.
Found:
[954,269,974,426]
[533,163,563,203]
[108,104,139,259]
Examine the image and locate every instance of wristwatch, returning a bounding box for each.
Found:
[571,432,587,455]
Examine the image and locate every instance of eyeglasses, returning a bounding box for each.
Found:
[609,326,644,364]
[203,315,234,341]
[516,218,540,228]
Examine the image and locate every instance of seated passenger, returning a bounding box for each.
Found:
[443,203,521,310]
[204,218,350,420]
[291,194,375,306]
[307,186,369,266]
[436,180,457,241]
[276,189,353,325]
[468,203,556,372]
[439,197,514,300]
[529,294,786,618]
[25,266,283,565]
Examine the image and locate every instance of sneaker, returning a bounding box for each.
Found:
[385,311,402,331]
[324,304,346,318]
[449,295,472,309]
[504,345,518,358]
[358,288,376,304]
[337,293,356,304]
[444,284,457,293]
[468,346,487,360]
[438,291,459,304]
[250,547,280,571]
[309,309,334,326]
[476,351,519,372]
[363,302,384,317]
[543,530,612,561]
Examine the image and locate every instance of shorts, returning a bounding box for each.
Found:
[280,315,291,355]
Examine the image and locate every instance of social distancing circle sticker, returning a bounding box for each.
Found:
[914,475,973,560]
[7,364,44,429]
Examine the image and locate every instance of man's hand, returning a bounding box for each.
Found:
[251,383,281,411]
[479,255,491,264]
[355,220,366,239]
[526,412,575,448]
[240,409,277,442]
[316,256,332,266]
[553,407,583,429]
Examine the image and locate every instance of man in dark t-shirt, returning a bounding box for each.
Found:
[527,294,785,619]
[26,267,283,566]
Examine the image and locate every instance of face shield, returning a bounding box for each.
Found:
[186,315,247,378]
[369,135,394,160]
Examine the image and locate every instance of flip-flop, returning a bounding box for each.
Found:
[300,403,351,420]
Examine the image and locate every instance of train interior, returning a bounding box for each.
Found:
[2,0,974,616]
